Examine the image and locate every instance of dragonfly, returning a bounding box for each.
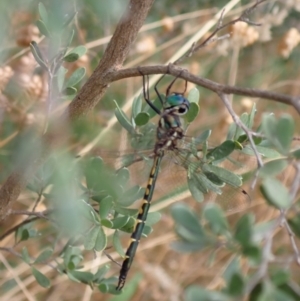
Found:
[115,70,250,290]
[116,71,191,290]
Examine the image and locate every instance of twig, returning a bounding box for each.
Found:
[216,92,263,168]
[0,247,23,258]
[283,218,300,264]
[32,190,43,212]
[103,250,121,267]
[0,217,39,241]
[245,230,273,293]
[174,0,267,64]
[9,209,51,218]
[281,162,300,263]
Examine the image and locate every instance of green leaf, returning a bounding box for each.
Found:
[21,247,31,264]
[223,256,241,284]
[194,129,211,145]
[64,46,87,62]
[271,269,290,286]
[34,248,53,264]
[207,140,236,161]
[277,114,294,154]
[192,172,223,194]
[243,243,262,264]
[20,229,30,241]
[111,216,130,229]
[142,224,152,237]
[122,186,145,207]
[291,148,300,159]
[146,212,161,226]
[202,204,228,235]
[234,113,248,139]
[38,3,48,24]
[187,176,204,202]
[115,167,130,184]
[63,246,82,270]
[227,272,244,296]
[113,230,125,257]
[260,178,292,209]
[85,157,104,190]
[248,103,256,129]
[250,280,294,301]
[57,66,67,92]
[93,265,110,283]
[77,199,100,223]
[101,219,114,228]
[132,95,143,119]
[114,100,135,134]
[108,273,142,297]
[236,134,248,144]
[234,214,254,247]
[30,41,48,70]
[227,122,237,140]
[68,270,94,284]
[64,29,75,48]
[252,145,281,158]
[98,282,109,293]
[185,285,229,301]
[36,19,50,37]
[65,67,86,88]
[202,164,242,187]
[134,112,150,126]
[94,225,107,252]
[171,203,204,238]
[65,86,77,95]
[84,226,99,250]
[187,87,200,104]
[288,214,300,238]
[114,206,138,216]
[63,53,79,62]
[62,11,78,28]
[171,240,209,252]
[32,267,51,288]
[99,195,114,219]
[259,159,288,178]
[262,114,294,155]
[185,102,200,123]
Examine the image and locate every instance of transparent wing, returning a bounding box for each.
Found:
[96,140,255,213]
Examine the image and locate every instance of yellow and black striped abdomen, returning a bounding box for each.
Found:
[117,153,164,290]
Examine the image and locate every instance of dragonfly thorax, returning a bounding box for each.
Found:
[155,99,189,154]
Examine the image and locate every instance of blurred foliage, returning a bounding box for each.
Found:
[0,0,300,301]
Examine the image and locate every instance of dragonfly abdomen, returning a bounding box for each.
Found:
[117,154,163,290]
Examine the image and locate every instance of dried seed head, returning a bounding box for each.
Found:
[0,66,14,93]
[278,27,300,58]
[230,22,259,47]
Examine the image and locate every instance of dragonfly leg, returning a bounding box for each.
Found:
[166,70,187,96]
[138,68,161,115]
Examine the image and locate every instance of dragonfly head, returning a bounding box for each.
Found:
[165,93,190,116]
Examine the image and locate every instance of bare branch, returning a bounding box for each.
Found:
[109,65,300,114]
